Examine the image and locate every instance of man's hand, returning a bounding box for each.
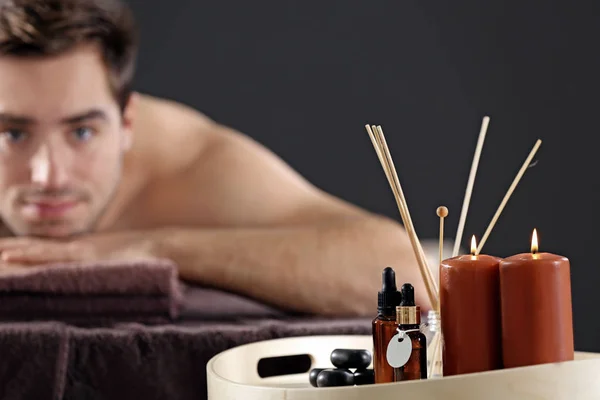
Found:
[0,231,160,265]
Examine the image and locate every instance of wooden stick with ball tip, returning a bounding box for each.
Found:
[430,206,448,378]
[437,206,448,265]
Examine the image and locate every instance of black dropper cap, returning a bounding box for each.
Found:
[400,283,415,306]
[377,267,402,316]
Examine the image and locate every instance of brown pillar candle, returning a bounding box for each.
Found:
[440,236,503,376]
[500,229,574,368]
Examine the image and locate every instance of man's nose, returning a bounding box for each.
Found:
[30,144,70,188]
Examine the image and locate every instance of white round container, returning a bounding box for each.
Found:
[207,334,600,400]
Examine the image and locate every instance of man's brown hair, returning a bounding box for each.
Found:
[0,0,139,111]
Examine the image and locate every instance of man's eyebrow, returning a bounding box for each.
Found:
[60,109,109,124]
[0,109,110,126]
[0,113,36,126]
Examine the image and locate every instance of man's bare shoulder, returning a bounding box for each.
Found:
[120,93,267,227]
[131,92,282,182]
[130,93,222,176]
[120,93,365,229]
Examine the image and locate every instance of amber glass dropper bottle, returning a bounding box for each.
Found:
[394,283,427,381]
[372,267,402,383]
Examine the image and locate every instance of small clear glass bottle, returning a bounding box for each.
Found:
[422,310,443,378]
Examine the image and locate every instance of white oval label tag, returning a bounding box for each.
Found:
[386,332,412,368]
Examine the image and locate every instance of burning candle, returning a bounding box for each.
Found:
[500,229,574,368]
[440,236,503,376]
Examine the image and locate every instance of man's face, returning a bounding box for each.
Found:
[0,45,134,238]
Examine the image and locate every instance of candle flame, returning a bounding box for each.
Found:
[531,229,539,254]
[471,235,477,256]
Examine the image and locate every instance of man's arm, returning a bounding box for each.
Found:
[157,218,424,315]
[0,106,429,315]
[153,125,428,315]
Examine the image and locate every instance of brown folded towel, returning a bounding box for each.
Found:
[0,322,69,400]
[63,317,372,399]
[0,317,372,399]
[0,259,183,325]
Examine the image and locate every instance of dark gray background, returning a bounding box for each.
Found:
[125,0,600,351]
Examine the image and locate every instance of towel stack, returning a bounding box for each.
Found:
[0,259,183,325]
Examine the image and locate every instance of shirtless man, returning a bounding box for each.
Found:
[0,0,425,314]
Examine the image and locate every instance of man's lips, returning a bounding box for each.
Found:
[20,200,81,219]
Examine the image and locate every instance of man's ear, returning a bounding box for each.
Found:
[121,91,138,151]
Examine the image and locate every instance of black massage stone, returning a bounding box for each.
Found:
[330,348,372,370]
[315,368,354,387]
[309,368,325,387]
[353,368,375,385]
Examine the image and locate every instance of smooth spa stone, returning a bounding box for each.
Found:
[330,349,372,370]
[308,368,325,387]
[316,369,355,387]
[353,368,375,385]
[440,254,503,376]
[500,252,574,368]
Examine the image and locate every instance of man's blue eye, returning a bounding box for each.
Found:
[1,129,27,143]
[73,127,94,141]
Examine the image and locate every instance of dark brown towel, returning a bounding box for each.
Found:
[0,283,373,400]
[179,285,289,320]
[0,322,69,400]
[0,259,183,324]
[62,317,372,400]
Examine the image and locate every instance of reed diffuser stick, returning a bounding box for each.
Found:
[437,206,449,264]
[374,126,439,307]
[430,206,448,378]
[364,124,439,311]
[375,126,439,306]
[367,124,437,304]
[365,125,393,185]
[476,139,542,255]
[453,117,490,257]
